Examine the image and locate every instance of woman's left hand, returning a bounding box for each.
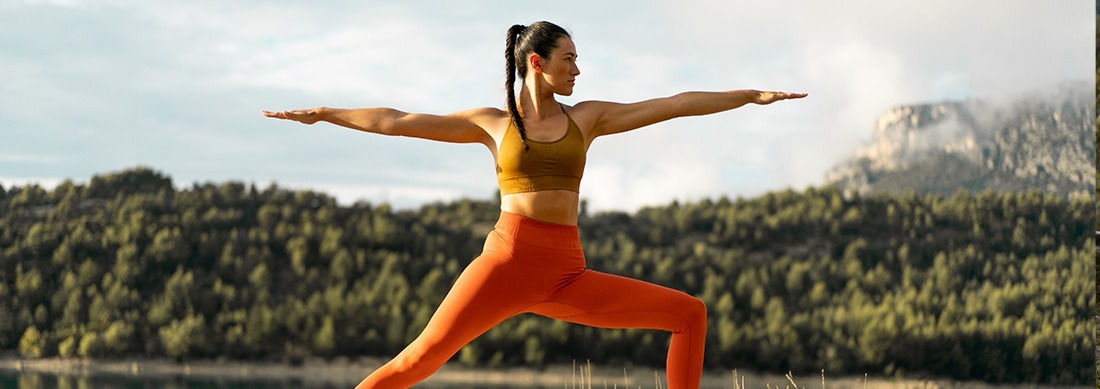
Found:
[752,91,808,105]
[262,108,325,125]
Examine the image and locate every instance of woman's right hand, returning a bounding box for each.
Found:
[262,108,325,125]
[750,91,808,105]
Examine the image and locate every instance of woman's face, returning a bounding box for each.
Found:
[535,36,581,96]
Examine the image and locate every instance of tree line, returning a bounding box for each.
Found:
[0,167,1093,385]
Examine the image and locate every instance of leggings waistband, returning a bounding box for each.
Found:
[494,211,582,250]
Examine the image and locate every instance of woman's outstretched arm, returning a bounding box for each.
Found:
[262,107,497,145]
[578,89,807,138]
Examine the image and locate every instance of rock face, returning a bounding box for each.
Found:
[824,81,1095,197]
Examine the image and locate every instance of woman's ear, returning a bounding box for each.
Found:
[528,53,542,73]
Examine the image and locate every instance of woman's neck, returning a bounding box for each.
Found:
[518,80,560,121]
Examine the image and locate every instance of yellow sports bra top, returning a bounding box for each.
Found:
[496,112,586,195]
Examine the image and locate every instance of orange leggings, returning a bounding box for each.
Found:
[357,211,707,389]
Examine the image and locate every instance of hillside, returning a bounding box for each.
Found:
[0,168,1092,385]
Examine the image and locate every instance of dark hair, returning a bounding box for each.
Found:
[505,21,571,149]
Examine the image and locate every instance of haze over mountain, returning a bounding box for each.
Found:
[824,81,1094,197]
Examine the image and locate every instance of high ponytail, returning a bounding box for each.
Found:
[504,21,571,150]
[505,24,528,150]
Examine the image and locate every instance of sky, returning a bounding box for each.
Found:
[0,0,1093,212]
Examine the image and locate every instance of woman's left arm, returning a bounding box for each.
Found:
[580,90,807,138]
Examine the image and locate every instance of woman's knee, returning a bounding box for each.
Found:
[388,338,451,379]
[683,295,707,328]
[668,294,707,334]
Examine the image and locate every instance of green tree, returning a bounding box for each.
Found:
[86,166,173,199]
[313,316,336,356]
[18,326,44,358]
[78,332,105,358]
[102,320,134,355]
[159,315,207,359]
[57,335,77,358]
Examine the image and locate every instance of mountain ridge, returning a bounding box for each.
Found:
[824,81,1094,197]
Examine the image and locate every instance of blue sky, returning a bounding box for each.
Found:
[1,0,1092,211]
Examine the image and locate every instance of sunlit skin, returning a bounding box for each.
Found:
[263,36,806,225]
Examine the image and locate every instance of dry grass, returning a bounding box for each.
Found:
[568,362,874,389]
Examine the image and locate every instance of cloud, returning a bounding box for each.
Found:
[0,176,66,190]
[656,0,1093,194]
[1,0,1091,212]
[0,154,64,165]
[9,0,83,7]
[222,20,502,108]
[582,155,723,212]
[277,180,472,210]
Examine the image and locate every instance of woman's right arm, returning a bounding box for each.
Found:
[262,107,496,145]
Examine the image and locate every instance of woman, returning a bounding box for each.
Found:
[264,21,805,389]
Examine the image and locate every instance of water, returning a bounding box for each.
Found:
[0,370,562,389]
[0,371,329,389]
[1,369,1089,389]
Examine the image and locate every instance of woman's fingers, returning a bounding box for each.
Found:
[756,91,808,105]
[774,92,807,101]
[263,109,321,125]
[262,110,298,120]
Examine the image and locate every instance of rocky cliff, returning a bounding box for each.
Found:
[824,81,1094,197]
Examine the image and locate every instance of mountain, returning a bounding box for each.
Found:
[824,81,1095,197]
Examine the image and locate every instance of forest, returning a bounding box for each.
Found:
[0,167,1093,385]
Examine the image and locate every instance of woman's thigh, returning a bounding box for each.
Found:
[526,269,704,333]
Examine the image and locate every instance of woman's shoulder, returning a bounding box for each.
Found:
[561,101,609,132]
[447,107,508,128]
[570,100,617,111]
[454,106,508,119]
[567,100,621,121]
[451,107,513,137]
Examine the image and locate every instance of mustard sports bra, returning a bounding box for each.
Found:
[495,111,586,195]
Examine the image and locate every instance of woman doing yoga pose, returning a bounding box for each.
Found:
[264,21,806,389]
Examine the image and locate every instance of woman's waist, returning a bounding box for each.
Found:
[499,190,579,226]
[492,210,582,250]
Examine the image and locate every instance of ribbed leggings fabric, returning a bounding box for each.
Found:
[357,211,706,389]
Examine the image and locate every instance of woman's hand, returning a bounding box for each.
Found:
[751,91,808,105]
[262,108,325,124]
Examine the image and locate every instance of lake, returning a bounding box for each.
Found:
[0,363,1090,389]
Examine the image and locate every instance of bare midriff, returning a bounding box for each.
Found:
[499,190,580,226]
